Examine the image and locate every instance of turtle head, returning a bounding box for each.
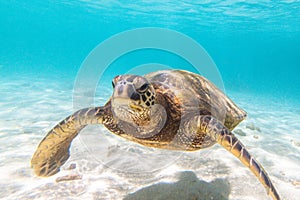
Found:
[111,74,156,125]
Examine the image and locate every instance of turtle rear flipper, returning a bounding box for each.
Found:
[193,115,280,200]
[31,107,109,177]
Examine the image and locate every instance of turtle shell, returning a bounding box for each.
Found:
[145,70,246,130]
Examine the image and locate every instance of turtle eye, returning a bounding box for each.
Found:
[137,83,149,92]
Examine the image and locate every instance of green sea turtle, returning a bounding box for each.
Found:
[31,70,280,200]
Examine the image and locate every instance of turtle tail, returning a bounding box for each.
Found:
[31,106,110,177]
[200,115,280,200]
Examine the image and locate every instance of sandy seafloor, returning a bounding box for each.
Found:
[1,74,300,200]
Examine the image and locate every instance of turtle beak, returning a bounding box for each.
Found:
[112,87,136,109]
[112,97,130,107]
[112,97,143,112]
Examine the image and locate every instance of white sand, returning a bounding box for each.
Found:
[1,76,299,200]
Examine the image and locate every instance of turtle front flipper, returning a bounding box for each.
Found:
[31,106,111,177]
[193,115,280,200]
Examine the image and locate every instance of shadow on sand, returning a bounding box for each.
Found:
[124,171,230,200]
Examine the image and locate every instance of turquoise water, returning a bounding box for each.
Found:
[1,1,300,200]
[1,0,300,97]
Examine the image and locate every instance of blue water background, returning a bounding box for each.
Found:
[1,0,300,103]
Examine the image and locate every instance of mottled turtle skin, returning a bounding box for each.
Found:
[31,70,280,200]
